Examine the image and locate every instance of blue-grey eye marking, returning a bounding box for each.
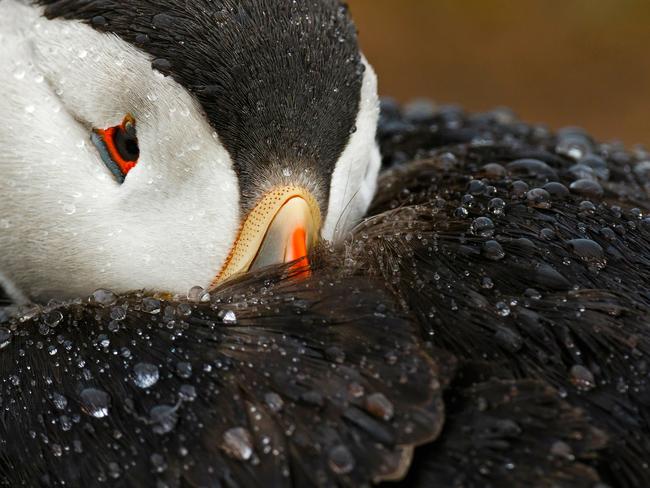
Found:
[91,131,126,184]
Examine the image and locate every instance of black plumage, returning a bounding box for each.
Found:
[372,102,650,487]
[3,101,650,487]
[0,271,442,487]
[400,380,607,488]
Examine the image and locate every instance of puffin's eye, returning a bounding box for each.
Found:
[91,114,140,183]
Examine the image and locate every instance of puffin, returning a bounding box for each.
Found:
[1,1,650,487]
[0,0,380,301]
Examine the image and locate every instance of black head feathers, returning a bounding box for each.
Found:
[38,0,364,206]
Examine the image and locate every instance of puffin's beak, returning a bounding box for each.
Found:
[212,186,321,286]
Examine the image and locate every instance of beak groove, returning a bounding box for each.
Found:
[212,186,321,286]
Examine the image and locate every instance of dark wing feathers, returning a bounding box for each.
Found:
[365,102,650,487]
[398,379,607,488]
[0,272,443,487]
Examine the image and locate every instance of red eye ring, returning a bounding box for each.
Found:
[91,114,140,183]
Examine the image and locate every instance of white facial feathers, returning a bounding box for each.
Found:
[0,1,240,299]
[323,60,381,242]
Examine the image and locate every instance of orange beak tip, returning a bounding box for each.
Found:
[287,227,311,278]
[286,227,308,262]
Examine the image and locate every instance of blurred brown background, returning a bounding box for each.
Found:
[348,0,650,147]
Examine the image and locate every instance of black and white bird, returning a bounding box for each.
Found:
[0,0,380,301]
[2,1,650,488]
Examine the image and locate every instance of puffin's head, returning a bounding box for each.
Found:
[0,0,380,301]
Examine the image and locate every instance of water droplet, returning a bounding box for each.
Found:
[570,179,604,198]
[550,440,575,460]
[488,198,506,215]
[384,350,398,365]
[483,163,506,179]
[91,15,107,27]
[152,58,172,73]
[483,240,505,261]
[73,440,83,453]
[507,159,557,180]
[539,228,556,240]
[526,188,552,209]
[91,289,117,306]
[365,393,394,421]
[150,405,178,434]
[300,391,324,407]
[221,427,254,461]
[569,365,595,391]
[470,217,495,237]
[109,306,126,321]
[462,194,475,207]
[176,362,192,379]
[264,392,284,413]
[468,179,486,195]
[325,346,346,364]
[179,384,196,402]
[97,334,110,348]
[543,182,570,198]
[569,164,596,181]
[59,415,72,431]
[187,286,209,303]
[52,392,68,410]
[328,445,355,475]
[150,453,167,473]
[495,326,523,352]
[481,277,494,289]
[599,227,616,242]
[141,297,161,314]
[152,13,175,28]
[633,159,650,183]
[496,302,511,317]
[80,388,110,418]
[133,362,159,389]
[567,239,604,260]
[51,444,63,457]
[556,130,593,160]
[511,180,529,197]
[221,310,237,325]
[579,201,596,214]
[44,310,63,327]
[135,33,150,45]
[107,462,121,479]
[0,328,12,349]
[524,288,542,300]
